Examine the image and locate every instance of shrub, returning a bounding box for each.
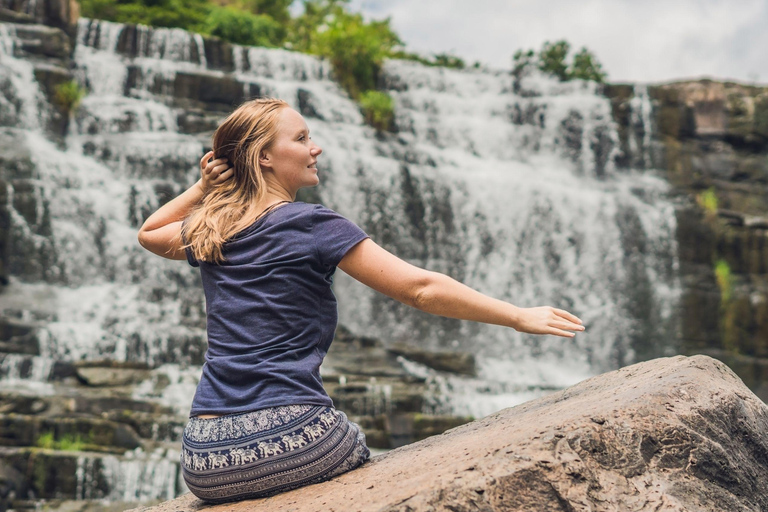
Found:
[359,90,394,131]
[391,50,465,69]
[432,53,465,69]
[35,432,88,451]
[54,80,86,113]
[696,187,718,213]
[715,259,732,303]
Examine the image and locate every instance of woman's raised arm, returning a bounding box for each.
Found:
[338,238,585,338]
[137,152,232,259]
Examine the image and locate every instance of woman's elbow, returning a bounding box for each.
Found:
[409,271,441,311]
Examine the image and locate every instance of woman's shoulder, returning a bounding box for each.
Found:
[286,202,346,219]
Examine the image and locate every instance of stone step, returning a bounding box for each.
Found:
[0,446,183,502]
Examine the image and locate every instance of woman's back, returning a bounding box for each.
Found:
[186,202,369,417]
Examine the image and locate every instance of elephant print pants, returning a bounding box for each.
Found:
[180,404,370,503]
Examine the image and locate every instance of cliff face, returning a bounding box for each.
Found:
[606,81,768,400]
[132,356,768,512]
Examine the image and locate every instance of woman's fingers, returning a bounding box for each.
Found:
[203,160,231,179]
[554,308,582,324]
[200,151,214,169]
[552,320,585,332]
[214,168,234,182]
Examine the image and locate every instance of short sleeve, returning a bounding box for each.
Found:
[180,219,199,268]
[312,205,369,267]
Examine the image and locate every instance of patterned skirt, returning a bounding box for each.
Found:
[180,404,370,503]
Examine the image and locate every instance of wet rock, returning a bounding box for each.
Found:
[0,414,142,451]
[75,367,152,387]
[0,459,26,510]
[0,318,39,355]
[386,343,477,376]
[14,24,71,60]
[135,355,768,512]
[0,393,48,415]
[0,0,79,36]
[0,446,183,501]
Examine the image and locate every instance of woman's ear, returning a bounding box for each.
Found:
[258,149,271,170]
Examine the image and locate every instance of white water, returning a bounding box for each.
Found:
[1,18,681,425]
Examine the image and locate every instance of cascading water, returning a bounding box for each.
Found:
[1,15,681,499]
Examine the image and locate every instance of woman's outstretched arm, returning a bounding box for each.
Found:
[338,238,584,338]
[137,152,232,259]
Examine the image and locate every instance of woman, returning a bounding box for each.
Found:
[138,98,585,503]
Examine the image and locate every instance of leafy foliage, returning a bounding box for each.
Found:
[204,6,285,47]
[696,187,718,213]
[80,0,210,31]
[514,40,608,83]
[293,0,402,99]
[715,259,732,303]
[512,49,535,76]
[36,432,88,451]
[359,90,394,131]
[570,47,607,83]
[54,80,86,113]
[391,50,465,69]
[236,0,293,24]
[538,40,570,81]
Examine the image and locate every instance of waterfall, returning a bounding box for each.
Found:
[1,17,680,421]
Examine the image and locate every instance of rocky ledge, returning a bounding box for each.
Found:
[132,355,768,512]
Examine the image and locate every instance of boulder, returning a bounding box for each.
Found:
[131,355,768,512]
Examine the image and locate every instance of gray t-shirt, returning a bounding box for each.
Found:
[184,202,369,417]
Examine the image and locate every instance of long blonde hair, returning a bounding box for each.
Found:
[182,98,289,264]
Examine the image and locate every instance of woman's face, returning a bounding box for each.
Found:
[260,107,323,196]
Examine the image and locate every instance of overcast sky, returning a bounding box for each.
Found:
[346,0,768,84]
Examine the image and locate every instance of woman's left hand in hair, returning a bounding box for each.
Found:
[199,151,234,192]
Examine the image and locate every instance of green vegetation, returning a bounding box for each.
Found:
[394,50,466,69]
[359,90,394,132]
[53,80,86,113]
[714,258,739,354]
[80,0,210,32]
[36,431,88,451]
[203,7,285,47]
[538,40,570,81]
[307,3,401,98]
[715,259,732,303]
[696,187,718,213]
[514,40,607,83]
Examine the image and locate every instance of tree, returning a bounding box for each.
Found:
[570,47,607,83]
[538,40,570,81]
[238,0,293,25]
[203,6,285,46]
[512,48,535,77]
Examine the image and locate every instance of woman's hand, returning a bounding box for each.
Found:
[199,151,234,192]
[514,307,585,338]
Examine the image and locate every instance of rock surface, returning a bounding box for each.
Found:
[131,355,768,512]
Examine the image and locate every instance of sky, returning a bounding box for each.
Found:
[345,0,768,85]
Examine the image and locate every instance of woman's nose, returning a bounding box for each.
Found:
[311,144,322,156]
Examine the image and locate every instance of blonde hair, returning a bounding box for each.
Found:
[182,98,290,264]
